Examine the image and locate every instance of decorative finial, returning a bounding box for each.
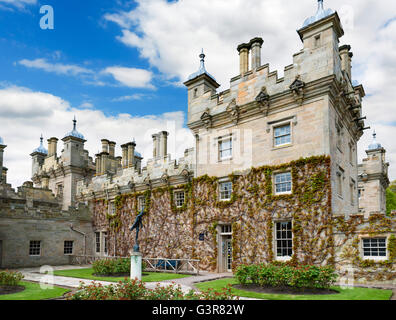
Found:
[373,130,377,140]
[73,116,77,130]
[40,134,44,145]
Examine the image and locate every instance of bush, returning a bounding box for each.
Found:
[66,279,237,300]
[93,258,130,275]
[235,264,337,290]
[0,270,24,286]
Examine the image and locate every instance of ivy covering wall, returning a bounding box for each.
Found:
[92,154,396,281]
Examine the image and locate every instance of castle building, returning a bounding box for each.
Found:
[0,1,395,283]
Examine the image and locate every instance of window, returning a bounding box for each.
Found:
[274,124,291,147]
[336,167,344,197]
[174,191,185,208]
[350,179,356,205]
[336,123,343,151]
[314,34,321,47]
[64,241,73,255]
[219,181,232,201]
[221,225,232,234]
[363,238,386,258]
[358,188,363,199]
[29,241,41,256]
[95,232,100,253]
[349,143,354,164]
[56,184,63,198]
[274,172,292,195]
[137,196,145,212]
[276,222,293,257]
[218,137,232,161]
[108,201,116,216]
[103,232,108,255]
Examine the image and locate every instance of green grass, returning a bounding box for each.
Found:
[195,278,393,300]
[0,281,69,300]
[53,268,191,283]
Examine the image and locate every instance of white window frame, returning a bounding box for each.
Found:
[29,240,41,256]
[274,172,292,195]
[108,201,116,216]
[218,135,232,161]
[95,232,101,254]
[137,196,145,212]
[275,221,293,261]
[103,232,108,256]
[219,181,233,201]
[362,238,388,261]
[174,190,185,208]
[273,123,292,147]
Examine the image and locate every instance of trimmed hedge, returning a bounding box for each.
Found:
[93,258,131,275]
[235,264,337,290]
[0,270,24,286]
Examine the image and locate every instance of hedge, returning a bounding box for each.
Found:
[235,264,337,290]
[0,271,24,286]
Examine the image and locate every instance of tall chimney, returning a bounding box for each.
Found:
[101,139,109,153]
[152,133,160,158]
[159,131,169,158]
[237,43,250,75]
[47,137,58,157]
[109,141,116,158]
[0,142,6,184]
[127,142,136,168]
[121,144,128,168]
[250,37,264,70]
[339,45,353,80]
[95,154,101,175]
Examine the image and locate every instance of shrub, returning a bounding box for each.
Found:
[66,279,237,300]
[93,258,130,275]
[235,264,337,290]
[0,270,24,286]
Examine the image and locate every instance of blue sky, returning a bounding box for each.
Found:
[0,0,185,117]
[0,0,395,187]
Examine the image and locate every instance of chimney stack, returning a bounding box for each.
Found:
[159,131,169,158]
[95,153,102,176]
[121,144,128,168]
[47,137,58,157]
[127,142,136,168]
[249,37,264,70]
[109,141,116,157]
[237,43,250,75]
[101,139,109,154]
[339,45,353,80]
[152,133,160,158]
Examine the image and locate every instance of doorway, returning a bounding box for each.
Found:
[219,225,232,272]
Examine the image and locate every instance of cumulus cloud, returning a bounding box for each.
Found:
[0,86,194,188]
[103,66,155,89]
[0,0,36,10]
[104,0,396,180]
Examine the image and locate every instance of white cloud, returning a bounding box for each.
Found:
[104,0,396,180]
[0,86,194,188]
[103,66,155,89]
[18,59,93,76]
[0,0,36,11]
[112,93,153,102]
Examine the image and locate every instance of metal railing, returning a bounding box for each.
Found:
[69,255,200,275]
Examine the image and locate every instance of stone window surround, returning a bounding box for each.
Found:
[336,166,345,198]
[336,120,344,153]
[108,201,116,216]
[29,240,41,256]
[273,170,293,195]
[273,220,293,261]
[266,115,297,150]
[361,237,388,261]
[95,231,108,256]
[64,240,74,255]
[137,196,145,212]
[217,134,233,162]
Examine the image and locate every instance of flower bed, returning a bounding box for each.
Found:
[67,279,237,300]
[0,271,25,296]
[235,264,337,291]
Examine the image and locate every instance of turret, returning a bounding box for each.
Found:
[30,135,48,178]
[61,117,86,167]
[0,136,6,184]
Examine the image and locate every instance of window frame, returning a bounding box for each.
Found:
[29,240,41,256]
[137,196,145,213]
[218,135,233,161]
[273,123,292,148]
[219,180,233,201]
[362,237,388,260]
[108,201,116,216]
[95,232,101,254]
[275,221,293,260]
[64,240,74,255]
[174,190,185,208]
[274,171,292,195]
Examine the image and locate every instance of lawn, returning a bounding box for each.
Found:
[195,278,393,300]
[53,268,191,283]
[0,281,69,300]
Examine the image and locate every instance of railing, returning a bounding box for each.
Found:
[69,255,200,275]
[143,258,200,275]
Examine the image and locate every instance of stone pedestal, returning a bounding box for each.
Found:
[130,252,142,281]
